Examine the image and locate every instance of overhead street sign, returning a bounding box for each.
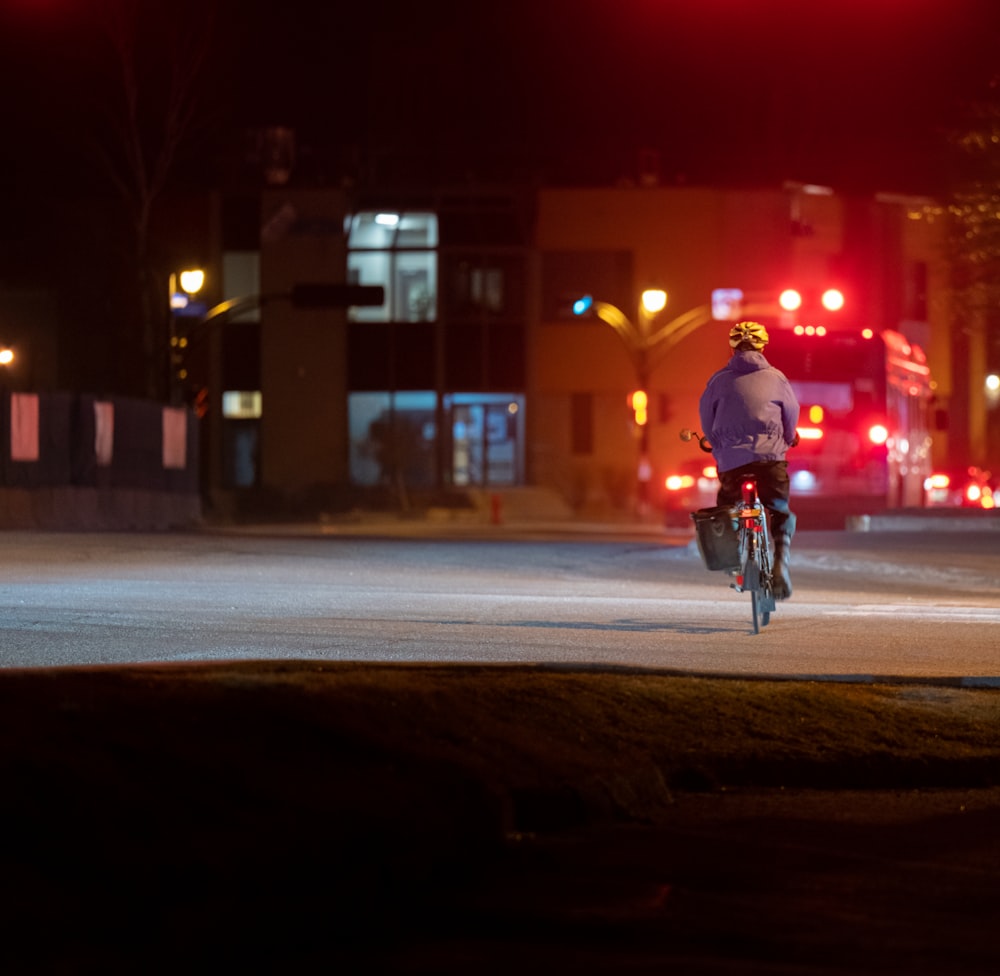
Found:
[290,284,385,309]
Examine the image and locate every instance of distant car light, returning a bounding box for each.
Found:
[925,466,997,508]
[790,470,818,491]
[665,474,695,491]
[868,424,889,445]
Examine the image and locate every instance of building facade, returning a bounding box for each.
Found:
[531,183,952,515]
[198,180,960,518]
[204,185,534,516]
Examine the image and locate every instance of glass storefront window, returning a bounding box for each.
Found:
[348,390,524,489]
[348,391,437,488]
[445,393,524,487]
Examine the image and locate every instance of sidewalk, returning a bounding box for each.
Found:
[207,500,1000,539]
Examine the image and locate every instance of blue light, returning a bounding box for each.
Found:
[572,295,593,315]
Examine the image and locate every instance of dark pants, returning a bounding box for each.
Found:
[717,460,796,540]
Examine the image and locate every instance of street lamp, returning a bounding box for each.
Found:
[640,288,667,316]
[178,269,205,296]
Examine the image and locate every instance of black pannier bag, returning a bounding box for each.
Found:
[691,505,740,572]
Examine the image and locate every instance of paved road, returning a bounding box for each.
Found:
[1,527,998,679]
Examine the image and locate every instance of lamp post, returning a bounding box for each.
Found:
[634,289,666,513]
[168,268,206,405]
[574,289,669,514]
[0,347,13,483]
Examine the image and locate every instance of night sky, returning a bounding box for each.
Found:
[0,0,996,397]
[227,0,1000,193]
[0,0,998,197]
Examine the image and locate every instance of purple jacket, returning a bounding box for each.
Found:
[698,350,800,474]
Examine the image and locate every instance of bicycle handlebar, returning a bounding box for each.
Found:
[679,428,713,453]
[680,427,800,451]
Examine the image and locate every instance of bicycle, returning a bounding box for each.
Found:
[680,428,777,634]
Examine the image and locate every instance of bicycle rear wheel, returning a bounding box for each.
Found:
[745,544,775,634]
[758,545,776,628]
[753,587,774,630]
[751,589,764,633]
[742,558,765,634]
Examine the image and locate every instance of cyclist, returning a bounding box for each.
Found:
[698,320,800,599]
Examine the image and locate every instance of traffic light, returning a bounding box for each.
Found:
[630,389,648,426]
[170,334,189,384]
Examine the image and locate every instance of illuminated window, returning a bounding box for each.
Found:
[222,391,262,419]
[346,212,438,323]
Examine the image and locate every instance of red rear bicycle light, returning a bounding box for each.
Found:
[741,480,755,504]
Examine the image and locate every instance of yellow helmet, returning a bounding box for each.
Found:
[728,320,769,350]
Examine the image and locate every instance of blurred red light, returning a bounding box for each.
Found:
[778,289,802,311]
[665,475,695,491]
[821,288,845,311]
[868,424,889,445]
